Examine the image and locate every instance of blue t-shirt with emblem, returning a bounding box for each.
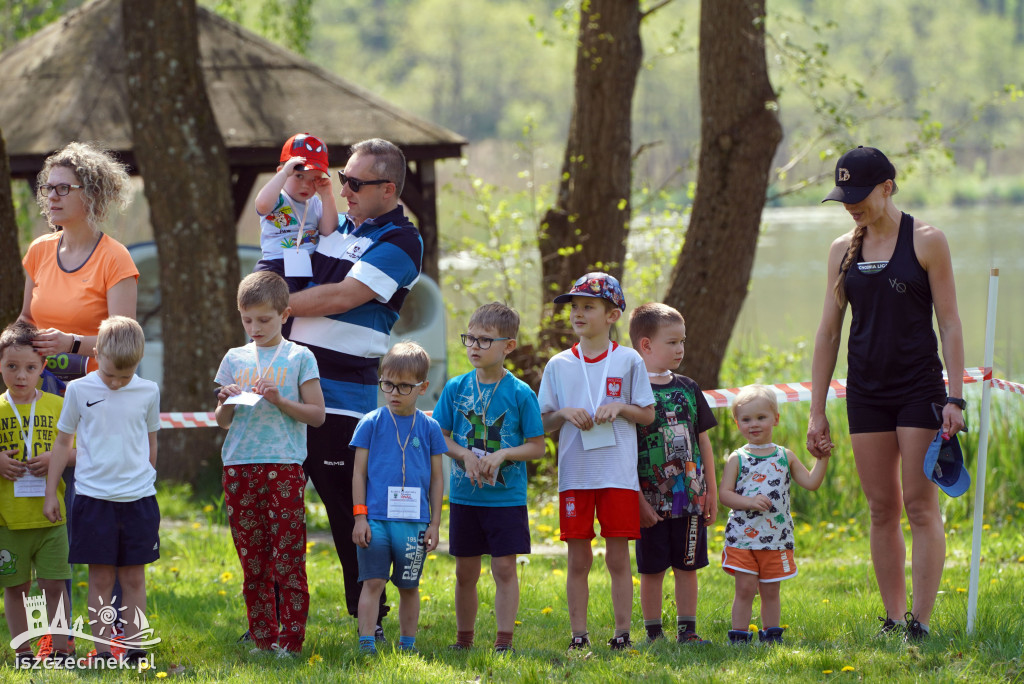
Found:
[350,407,447,523]
[433,371,544,508]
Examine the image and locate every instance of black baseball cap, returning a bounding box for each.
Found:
[822,146,897,204]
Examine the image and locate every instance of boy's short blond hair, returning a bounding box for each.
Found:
[96,316,145,369]
[0,321,42,361]
[380,341,430,382]
[629,302,685,349]
[731,384,779,419]
[238,271,290,313]
[468,302,520,339]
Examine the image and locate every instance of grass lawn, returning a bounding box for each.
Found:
[3,489,1023,682]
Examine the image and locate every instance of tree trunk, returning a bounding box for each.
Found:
[538,0,641,326]
[0,129,23,327]
[123,0,241,484]
[663,0,782,390]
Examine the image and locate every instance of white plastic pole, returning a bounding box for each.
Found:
[966,268,998,634]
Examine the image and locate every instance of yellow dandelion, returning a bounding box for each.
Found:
[1018,555,1024,563]
[841,666,855,672]
[714,535,724,543]
[552,568,564,576]
[982,523,991,530]
[956,587,967,593]
[1016,502,1024,510]
[421,595,431,602]
[537,524,553,534]
[822,598,830,604]
[480,567,488,575]
[156,674,168,679]
[191,522,202,530]
[308,653,323,665]
[823,670,833,674]
[527,508,538,517]
[77,581,88,588]
[632,576,641,586]
[714,525,725,533]
[818,521,828,527]
[591,538,599,546]
[320,549,329,555]
[514,620,522,626]
[837,526,847,533]
[221,571,234,582]
[203,504,215,513]
[548,536,561,545]
[541,504,555,516]
[847,517,856,524]
[170,567,179,573]
[748,624,758,632]
[138,660,151,670]
[541,606,553,614]
[306,541,316,550]
[218,590,227,596]
[831,509,839,516]
[428,554,437,560]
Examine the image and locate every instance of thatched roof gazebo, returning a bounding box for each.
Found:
[0,0,466,278]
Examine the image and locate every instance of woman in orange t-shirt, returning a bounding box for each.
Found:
[20,143,139,378]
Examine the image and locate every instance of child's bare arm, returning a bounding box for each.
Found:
[698,431,719,526]
[543,408,593,432]
[215,384,241,429]
[789,448,829,491]
[149,431,158,468]
[718,452,771,512]
[256,377,326,428]
[478,436,546,481]
[42,431,74,522]
[424,453,444,552]
[352,447,371,548]
[443,429,483,486]
[316,176,339,236]
[254,157,304,215]
[594,402,655,426]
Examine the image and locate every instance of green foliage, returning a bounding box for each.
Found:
[205,0,314,54]
[0,0,77,49]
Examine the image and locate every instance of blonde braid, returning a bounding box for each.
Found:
[832,224,867,307]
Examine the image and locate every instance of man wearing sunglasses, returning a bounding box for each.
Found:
[287,138,423,639]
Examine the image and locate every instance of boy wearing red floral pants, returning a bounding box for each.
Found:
[215,272,326,655]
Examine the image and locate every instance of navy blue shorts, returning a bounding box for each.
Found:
[69,495,160,566]
[635,514,708,574]
[846,392,944,434]
[448,503,531,558]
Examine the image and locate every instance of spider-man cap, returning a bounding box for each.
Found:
[280,133,329,176]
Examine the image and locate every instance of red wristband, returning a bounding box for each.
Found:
[353,504,368,516]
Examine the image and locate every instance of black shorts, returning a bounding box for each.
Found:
[635,514,709,574]
[846,392,944,434]
[69,495,160,566]
[448,503,531,558]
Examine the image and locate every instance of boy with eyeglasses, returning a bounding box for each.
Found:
[350,341,446,654]
[253,132,339,290]
[214,271,326,657]
[432,303,545,654]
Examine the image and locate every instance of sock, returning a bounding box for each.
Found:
[572,630,589,640]
[918,622,930,633]
[894,619,908,626]
[494,631,514,649]
[614,628,630,638]
[677,616,696,634]
[358,636,376,653]
[456,630,474,648]
[399,635,416,650]
[644,619,664,639]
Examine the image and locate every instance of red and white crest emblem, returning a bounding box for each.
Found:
[606,377,622,397]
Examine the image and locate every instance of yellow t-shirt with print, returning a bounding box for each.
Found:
[0,391,66,529]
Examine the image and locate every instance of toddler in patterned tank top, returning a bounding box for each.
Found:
[719,384,829,645]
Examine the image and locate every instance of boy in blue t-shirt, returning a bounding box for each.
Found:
[351,341,447,654]
[215,271,326,656]
[434,303,545,653]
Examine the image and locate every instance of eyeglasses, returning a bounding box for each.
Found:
[337,171,391,192]
[460,334,511,350]
[378,379,424,395]
[38,183,84,197]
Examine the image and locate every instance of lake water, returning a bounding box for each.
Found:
[729,204,1022,380]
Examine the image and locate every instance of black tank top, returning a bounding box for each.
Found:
[844,212,944,402]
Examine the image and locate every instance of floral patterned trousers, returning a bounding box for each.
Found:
[223,463,309,652]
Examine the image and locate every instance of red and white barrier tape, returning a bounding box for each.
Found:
[158,367,1017,427]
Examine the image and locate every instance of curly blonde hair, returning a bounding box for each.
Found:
[36,142,132,230]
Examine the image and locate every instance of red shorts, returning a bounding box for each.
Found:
[721,547,798,582]
[559,488,640,540]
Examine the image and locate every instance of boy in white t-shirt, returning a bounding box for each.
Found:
[43,316,160,665]
[253,133,339,290]
[538,272,656,652]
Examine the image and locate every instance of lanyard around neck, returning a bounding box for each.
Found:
[387,408,417,489]
[253,341,285,381]
[474,369,506,427]
[5,390,38,460]
[576,342,612,415]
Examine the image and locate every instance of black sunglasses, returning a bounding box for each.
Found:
[337,171,391,192]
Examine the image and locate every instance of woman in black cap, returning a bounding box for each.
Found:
[806,146,965,640]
